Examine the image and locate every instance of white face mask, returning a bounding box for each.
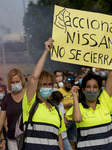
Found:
[58,82,64,88]
[0,93,4,99]
[11,83,22,92]
[92,68,96,73]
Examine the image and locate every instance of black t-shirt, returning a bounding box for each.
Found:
[1,93,22,139]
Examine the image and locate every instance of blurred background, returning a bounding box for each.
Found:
[0,0,112,84]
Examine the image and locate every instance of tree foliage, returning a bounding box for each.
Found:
[23,0,112,72]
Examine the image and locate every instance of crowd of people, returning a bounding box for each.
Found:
[0,38,112,150]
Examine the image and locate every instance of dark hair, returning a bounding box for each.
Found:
[77,70,84,76]
[54,70,62,75]
[51,91,63,102]
[82,73,102,89]
[102,76,107,81]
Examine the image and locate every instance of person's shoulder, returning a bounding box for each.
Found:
[98,89,112,103]
[57,88,64,92]
[3,93,11,101]
[58,102,64,109]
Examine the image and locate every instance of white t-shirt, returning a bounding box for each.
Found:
[58,102,67,139]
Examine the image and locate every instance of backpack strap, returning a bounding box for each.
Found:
[19,96,39,149]
[27,96,40,126]
[28,97,39,124]
[48,100,62,128]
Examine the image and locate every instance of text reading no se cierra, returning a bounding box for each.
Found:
[51,46,112,65]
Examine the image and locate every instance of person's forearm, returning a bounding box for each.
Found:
[73,96,82,122]
[0,131,5,140]
[32,50,49,79]
[105,70,112,97]
[0,132,6,150]
[0,111,6,132]
[58,134,64,150]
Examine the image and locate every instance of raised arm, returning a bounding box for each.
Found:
[71,86,82,122]
[26,38,54,103]
[105,70,112,97]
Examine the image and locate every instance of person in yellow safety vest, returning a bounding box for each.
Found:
[66,72,112,150]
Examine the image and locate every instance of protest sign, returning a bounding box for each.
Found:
[51,5,112,69]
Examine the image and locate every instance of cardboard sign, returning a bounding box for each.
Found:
[51,5,112,69]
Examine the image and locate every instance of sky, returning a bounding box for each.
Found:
[0,0,81,83]
[0,0,37,39]
[0,0,38,83]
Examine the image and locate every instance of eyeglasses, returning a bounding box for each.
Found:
[41,82,52,87]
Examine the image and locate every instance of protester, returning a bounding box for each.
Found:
[0,68,26,150]
[0,84,5,106]
[74,70,85,86]
[58,74,77,150]
[54,70,63,83]
[101,76,107,91]
[50,91,72,150]
[0,84,6,150]
[82,66,92,74]
[92,67,101,75]
[22,38,66,150]
[54,70,64,88]
[63,70,69,80]
[0,77,7,95]
[52,82,59,91]
[66,72,112,150]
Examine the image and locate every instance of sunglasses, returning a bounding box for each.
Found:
[67,78,75,81]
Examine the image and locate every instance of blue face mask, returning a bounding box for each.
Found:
[101,86,105,91]
[52,88,58,92]
[84,70,89,74]
[79,78,83,85]
[95,72,99,75]
[39,88,53,99]
[0,93,4,100]
[101,71,106,77]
